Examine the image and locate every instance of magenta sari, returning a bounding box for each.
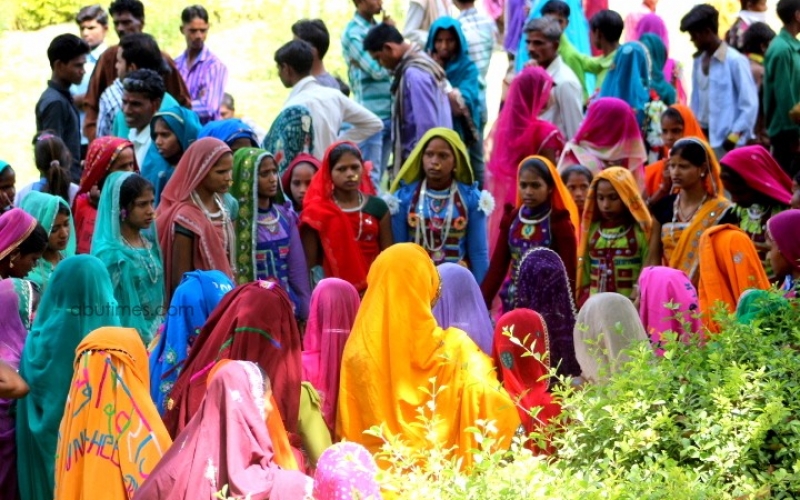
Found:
[638,266,703,352]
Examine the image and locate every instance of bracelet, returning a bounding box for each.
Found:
[727,132,741,144]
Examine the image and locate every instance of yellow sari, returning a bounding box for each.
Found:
[336,243,520,468]
[55,327,172,499]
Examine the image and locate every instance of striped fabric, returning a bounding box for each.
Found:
[341,13,393,120]
[175,46,229,124]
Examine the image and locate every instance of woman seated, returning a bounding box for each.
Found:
[434,262,494,355]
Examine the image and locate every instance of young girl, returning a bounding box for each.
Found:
[92,172,163,344]
[198,117,260,152]
[577,167,651,304]
[560,165,593,213]
[73,137,137,254]
[647,137,735,284]
[0,209,47,280]
[766,209,800,296]
[0,161,16,213]
[231,148,311,321]
[19,192,76,292]
[389,128,490,283]
[482,156,579,312]
[145,106,202,204]
[282,153,320,213]
[156,137,236,303]
[15,132,78,207]
[300,142,392,292]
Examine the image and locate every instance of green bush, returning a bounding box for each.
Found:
[371,290,800,498]
[13,0,84,31]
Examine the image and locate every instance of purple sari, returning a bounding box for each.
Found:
[433,263,494,354]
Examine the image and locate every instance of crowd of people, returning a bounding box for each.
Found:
[1,0,800,497]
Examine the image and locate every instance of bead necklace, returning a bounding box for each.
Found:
[334,192,365,241]
[415,179,456,255]
[518,207,551,239]
[191,191,236,270]
[670,192,708,240]
[598,225,632,241]
[122,233,161,284]
[257,205,281,235]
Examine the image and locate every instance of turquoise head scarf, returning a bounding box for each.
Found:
[599,42,651,124]
[91,171,164,343]
[19,191,76,292]
[639,33,676,106]
[16,254,120,500]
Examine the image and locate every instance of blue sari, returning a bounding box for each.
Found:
[198,118,259,148]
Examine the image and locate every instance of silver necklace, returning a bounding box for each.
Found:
[518,208,551,225]
[334,192,365,240]
[415,179,456,256]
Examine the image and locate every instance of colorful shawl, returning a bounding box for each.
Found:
[558,97,647,188]
[577,166,652,292]
[0,208,36,262]
[574,292,648,382]
[156,137,235,301]
[144,106,202,204]
[0,278,34,498]
[337,243,520,468]
[433,262,495,355]
[598,42,651,122]
[264,105,316,175]
[16,255,120,500]
[138,361,312,500]
[91,171,165,343]
[74,137,137,254]
[644,105,706,196]
[767,210,800,275]
[300,141,371,291]
[514,247,580,377]
[20,191,77,291]
[720,145,793,206]
[149,270,234,414]
[313,442,381,499]
[163,281,302,439]
[301,278,360,435]
[54,327,172,499]
[391,127,474,191]
[698,224,770,331]
[639,34,676,105]
[198,118,259,149]
[514,0,591,72]
[638,266,702,348]
[493,308,561,450]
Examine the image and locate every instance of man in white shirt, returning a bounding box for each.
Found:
[276,40,383,159]
[120,69,164,165]
[524,17,584,139]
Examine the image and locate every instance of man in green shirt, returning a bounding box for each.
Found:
[764,0,800,176]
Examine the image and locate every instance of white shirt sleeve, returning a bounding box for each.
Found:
[338,97,384,144]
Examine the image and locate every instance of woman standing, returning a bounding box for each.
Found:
[92,172,163,344]
[20,191,76,293]
[157,137,236,302]
[598,43,652,126]
[434,263,495,355]
[145,106,202,205]
[0,209,47,280]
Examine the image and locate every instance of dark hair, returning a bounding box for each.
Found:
[119,173,154,209]
[76,5,108,26]
[742,22,776,54]
[589,9,624,43]
[221,92,234,110]
[524,17,563,41]
[661,107,684,125]
[670,138,710,168]
[181,4,209,24]
[32,132,72,203]
[274,40,314,75]
[363,23,404,52]
[327,143,363,170]
[119,33,166,73]
[560,164,593,185]
[680,4,719,34]
[519,158,555,187]
[541,0,570,18]
[778,0,800,25]
[47,33,90,69]
[108,0,144,20]
[794,169,800,183]
[17,224,49,256]
[123,68,166,100]
[292,19,330,59]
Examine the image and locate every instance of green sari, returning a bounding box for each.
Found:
[19,191,76,292]
[16,255,120,500]
[91,171,165,344]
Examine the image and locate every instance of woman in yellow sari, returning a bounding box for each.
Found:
[55,327,172,499]
[646,137,735,284]
[336,243,520,468]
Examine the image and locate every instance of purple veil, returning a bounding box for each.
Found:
[433,263,495,355]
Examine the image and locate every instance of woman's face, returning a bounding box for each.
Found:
[49,213,71,252]
[767,231,792,279]
[290,163,316,206]
[595,179,625,223]
[0,168,16,209]
[8,250,42,278]
[422,138,456,187]
[668,153,704,191]
[518,167,552,210]
[109,146,136,174]
[124,189,156,231]
[565,172,591,210]
[153,120,182,161]
[200,153,234,195]
[330,152,363,193]
[661,114,684,151]
[257,156,279,199]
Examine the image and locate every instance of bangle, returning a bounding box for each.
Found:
[727,132,740,144]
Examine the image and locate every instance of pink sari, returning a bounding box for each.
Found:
[638,266,703,352]
[0,209,37,262]
[301,278,360,435]
[486,66,564,250]
[635,13,688,105]
[720,145,793,205]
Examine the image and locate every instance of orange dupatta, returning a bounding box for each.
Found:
[698,224,770,332]
[517,155,580,237]
[644,105,707,196]
[577,166,652,296]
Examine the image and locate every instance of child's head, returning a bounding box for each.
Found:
[660,107,685,150]
[518,158,554,210]
[0,162,16,209]
[48,203,72,253]
[119,173,155,231]
[152,117,183,162]
[283,155,319,209]
[220,93,235,119]
[668,138,710,191]
[33,132,72,203]
[594,179,628,224]
[741,22,776,55]
[328,143,364,193]
[560,165,593,211]
[257,154,280,200]
[421,137,456,188]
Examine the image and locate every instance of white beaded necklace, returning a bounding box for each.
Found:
[415,179,456,254]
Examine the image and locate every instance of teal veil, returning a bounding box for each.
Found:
[143,106,202,205]
[19,191,76,291]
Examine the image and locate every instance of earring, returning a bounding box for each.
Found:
[119,208,128,221]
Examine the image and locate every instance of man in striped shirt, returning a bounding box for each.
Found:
[175,5,228,124]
